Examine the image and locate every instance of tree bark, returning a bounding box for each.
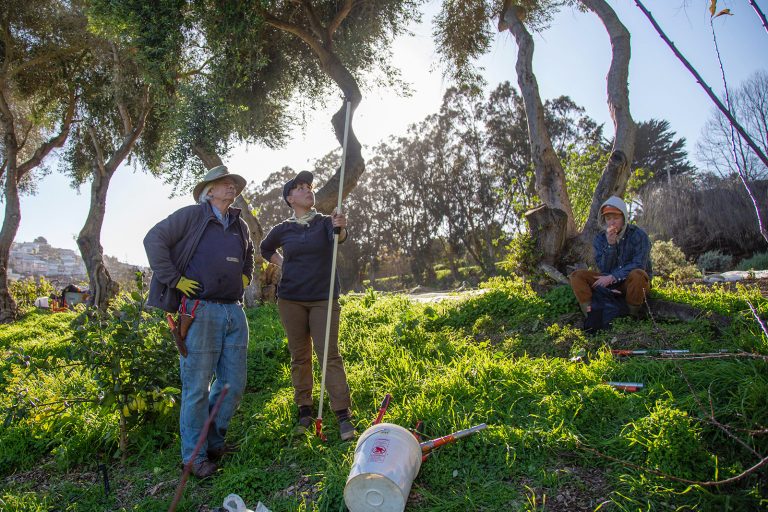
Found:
[77,87,150,310]
[503,6,578,239]
[192,145,267,306]
[0,87,75,322]
[0,130,22,323]
[576,0,637,260]
[261,2,365,214]
[77,169,120,310]
[525,205,568,265]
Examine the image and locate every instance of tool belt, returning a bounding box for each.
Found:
[165,297,200,358]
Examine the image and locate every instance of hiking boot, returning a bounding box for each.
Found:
[295,405,314,434]
[190,459,217,479]
[339,420,357,441]
[334,408,356,441]
[207,443,239,463]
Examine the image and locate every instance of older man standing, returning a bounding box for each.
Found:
[144,165,254,478]
[569,196,652,324]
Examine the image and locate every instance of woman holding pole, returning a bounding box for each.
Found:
[259,170,356,441]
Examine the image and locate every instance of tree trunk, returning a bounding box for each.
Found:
[525,205,568,265]
[77,169,120,310]
[78,89,150,311]
[192,145,267,305]
[261,6,365,215]
[572,0,637,262]
[0,145,21,323]
[0,89,75,322]
[503,6,578,238]
[312,51,365,214]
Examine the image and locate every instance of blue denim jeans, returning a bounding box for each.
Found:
[179,300,248,465]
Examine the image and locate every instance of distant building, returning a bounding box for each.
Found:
[9,237,146,287]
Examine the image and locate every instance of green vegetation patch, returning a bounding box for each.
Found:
[1,277,766,510]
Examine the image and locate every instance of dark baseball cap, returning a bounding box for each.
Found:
[282,170,314,207]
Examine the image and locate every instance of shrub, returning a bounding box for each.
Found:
[736,251,768,271]
[696,250,732,273]
[651,239,700,281]
[500,232,540,277]
[9,277,55,314]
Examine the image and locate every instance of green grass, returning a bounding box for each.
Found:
[1,277,767,510]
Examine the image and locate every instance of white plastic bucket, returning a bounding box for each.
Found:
[344,423,422,512]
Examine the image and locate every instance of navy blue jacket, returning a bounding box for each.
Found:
[260,215,344,301]
[593,224,652,282]
[144,203,254,312]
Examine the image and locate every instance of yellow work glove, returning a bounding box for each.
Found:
[242,275,250,288]
[175,276,200,297]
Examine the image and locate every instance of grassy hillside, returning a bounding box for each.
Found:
[1,277,766,511]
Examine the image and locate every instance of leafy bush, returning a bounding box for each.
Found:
[3,273,179,467]
[499,232,540,277]
[696,250,732,273]
[651,239,700,281]
[624,401,714,480]
[9,277,54,314]
[736,251,768,271]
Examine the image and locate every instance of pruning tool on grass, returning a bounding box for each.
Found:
[316,98,352,441]
[419,424,488,456]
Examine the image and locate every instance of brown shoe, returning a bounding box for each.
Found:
[190,459,217,479]
[208,443,239,463]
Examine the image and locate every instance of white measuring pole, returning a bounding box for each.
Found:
[317,99,352,429]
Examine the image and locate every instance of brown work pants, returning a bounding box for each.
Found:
[277,298,351,411]
[569,269,650,307]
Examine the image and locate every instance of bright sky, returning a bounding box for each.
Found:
[13,0,767,267]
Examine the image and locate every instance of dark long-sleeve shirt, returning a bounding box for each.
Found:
[260,215,343,301]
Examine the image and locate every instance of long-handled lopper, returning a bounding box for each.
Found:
[419,423,487,455]
[316,98,353,441]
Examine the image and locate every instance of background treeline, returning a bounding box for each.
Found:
[245,80,768,292]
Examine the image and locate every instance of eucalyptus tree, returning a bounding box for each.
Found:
[256,0,424,212]
[0,0,89,322]
[432,84,508,274]
[435,0,637,269]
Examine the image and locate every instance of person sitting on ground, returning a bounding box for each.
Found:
[569,195,652,324]
[259,170,356,441]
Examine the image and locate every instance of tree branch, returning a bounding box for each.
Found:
[633,0,768,171]
[260,8,326,57]
[328,0,355,39]
[16,89,76,179]
[9,47,85,80]
[580,441,768,487]
[299,0,330,45]
[88,125,107,177]
[749,0,768,34]
[105,85,151,174]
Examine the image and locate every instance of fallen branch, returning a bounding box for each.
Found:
[578,441,768,487]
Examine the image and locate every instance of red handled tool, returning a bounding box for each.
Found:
[373,393,392,426]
